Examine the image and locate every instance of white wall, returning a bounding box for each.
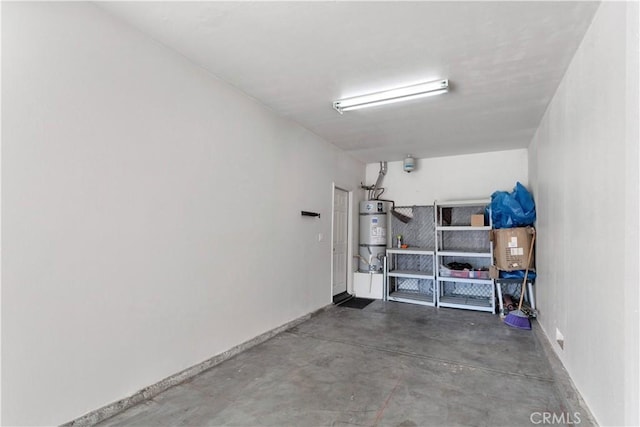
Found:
[528,3,639,426]
[1,3,364,425]
[365,149,528,206]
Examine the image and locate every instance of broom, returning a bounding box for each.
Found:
[504,231,536,330]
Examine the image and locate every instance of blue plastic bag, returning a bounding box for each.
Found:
[490,182,536,228]
[499,270,537,280]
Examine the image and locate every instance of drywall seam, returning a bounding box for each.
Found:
[532,322,597,427]
[61,304,337,427]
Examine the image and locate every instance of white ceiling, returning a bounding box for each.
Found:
[97,1,600,163]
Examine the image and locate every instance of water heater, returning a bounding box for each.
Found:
[358,200,390,273]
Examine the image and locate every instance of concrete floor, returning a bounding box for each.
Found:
[97,301,577,426]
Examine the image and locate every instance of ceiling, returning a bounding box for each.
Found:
[97,1,600,163]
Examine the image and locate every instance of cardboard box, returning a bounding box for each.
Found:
[471,214,485,227]
[490,227,535,271]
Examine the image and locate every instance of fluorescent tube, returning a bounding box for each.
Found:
[333,79,448,113]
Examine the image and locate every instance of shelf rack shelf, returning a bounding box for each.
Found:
[435,226,491,232]
[436,250,492,258]
[385,247,436,307]
[438,295,494,310]
[435,199,495,313]
[437,276,493,285]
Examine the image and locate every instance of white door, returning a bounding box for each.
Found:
[332,188,349,296]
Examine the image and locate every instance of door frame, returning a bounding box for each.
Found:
[331,183,354,301]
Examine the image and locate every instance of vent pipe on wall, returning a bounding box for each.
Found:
[371,161,387,198]
[361,161,412,224]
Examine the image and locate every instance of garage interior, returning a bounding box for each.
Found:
[2,2,639,427]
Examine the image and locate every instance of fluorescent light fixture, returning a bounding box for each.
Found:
[333,79,449,113]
